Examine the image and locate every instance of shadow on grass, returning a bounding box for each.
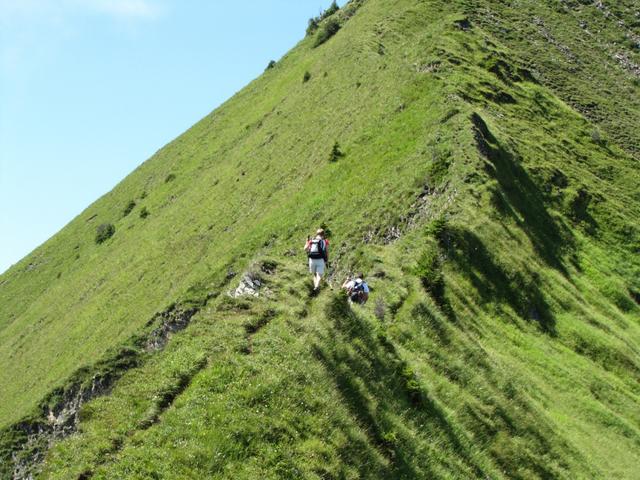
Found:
[447,226,556,335]
[312,294,489,479]
[472,113,574,274]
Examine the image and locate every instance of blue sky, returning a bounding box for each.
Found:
[0,0,340,274]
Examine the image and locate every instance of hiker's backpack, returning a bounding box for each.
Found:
[350,278,368,304]
[308,238,326,259]
[352,279,365,292]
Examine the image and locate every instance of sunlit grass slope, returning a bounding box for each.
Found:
[1,0,639,478]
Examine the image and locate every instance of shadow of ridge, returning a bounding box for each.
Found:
[408,303,585,477]
[471,112,574,275]
[312,295,490,479]
[447,225,556,335]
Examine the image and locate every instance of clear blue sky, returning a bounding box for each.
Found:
[0,0,340,274]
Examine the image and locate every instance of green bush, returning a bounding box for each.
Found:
[426,216,449,246]
[319,221,333,239]
[303,71,311,83]
[95,223,115,244]
[401,366,423,404]
[322,1,339,19]
[265,60,276,71]
[306,18,319,36]
[415,248,444,303]
[140,207,150,219]
[306,1,339,37]
[122,200,136,217]
[314,19,341,48]
[165,173,176,183]
[329,142,344,162]
[381,430,398,447]
[564,187,591,222]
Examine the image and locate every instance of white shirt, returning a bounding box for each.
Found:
[346,278,369,293]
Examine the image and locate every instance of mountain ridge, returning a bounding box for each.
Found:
[2,0,639,478]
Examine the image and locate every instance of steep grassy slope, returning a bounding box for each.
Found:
[462,0,640,160]
[1,0,639,478]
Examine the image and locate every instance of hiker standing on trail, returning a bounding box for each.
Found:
[342,273,369,305]
[304,228,329,292]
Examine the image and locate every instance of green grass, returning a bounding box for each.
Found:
[1,0,639,478]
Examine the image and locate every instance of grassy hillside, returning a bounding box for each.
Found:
[1,0,639,478]
[463,0,640,160]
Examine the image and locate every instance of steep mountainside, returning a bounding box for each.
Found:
[1,0,639,478]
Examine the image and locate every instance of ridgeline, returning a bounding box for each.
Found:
[1,0,639,478]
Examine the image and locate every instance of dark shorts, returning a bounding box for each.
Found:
[350,291,369,304]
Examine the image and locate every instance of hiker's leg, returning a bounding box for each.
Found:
[318,261,325,287]
[309,259,316,288]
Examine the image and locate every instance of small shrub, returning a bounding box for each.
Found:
[165,173,176,183]
[454,18,472,31]
[381,430,398,448]
[122,200,136,217]
[260,260,278,275]
[306,17,319,36]
[319,222,333,238]
[303,71,311,83]
[322,1,339,19]
[265,60,276,71]
[314,18,341,48]
[401,366,423,404]
[329,142,344,162]
[426,216,449,246]
[415,249,444,303]
[564,187,591,222]
[139,207,150,219]
[306,0,339,37]
[95,223,115,244]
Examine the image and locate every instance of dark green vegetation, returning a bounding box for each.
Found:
[1,0,639,478]
[266,60,277,71]
[306,1,340,37]
[122,201,136,218]
[94,224,115,245]
[329,141,344,162]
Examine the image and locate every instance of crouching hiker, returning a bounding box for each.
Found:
[342,273,369,305]
[304,228,329,292]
